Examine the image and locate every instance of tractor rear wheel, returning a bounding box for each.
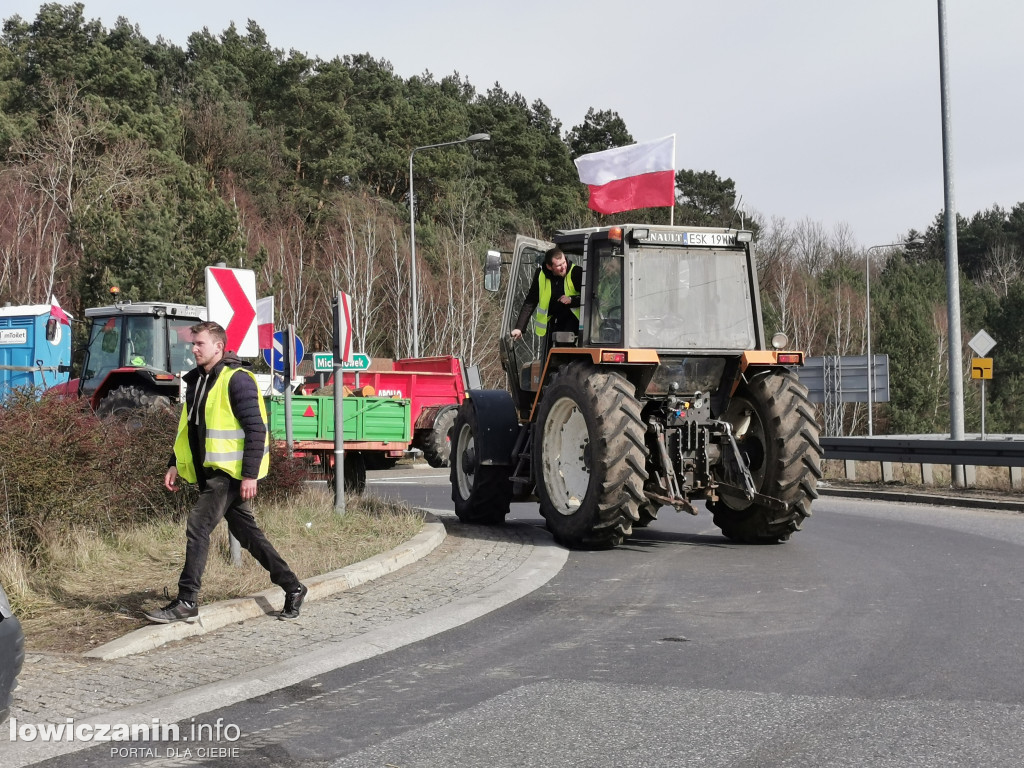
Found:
[710,369,822,542]
[95,385,172,419]
[422,406,458,468]
[534,361,647,549]
[450,400,512,524]
[635,500,660,528]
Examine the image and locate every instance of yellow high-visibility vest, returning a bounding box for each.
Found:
[534,267,580,337]
[173,368,270,483]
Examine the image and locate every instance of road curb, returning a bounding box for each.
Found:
[84,514,447,661]
[818,485,1024,513]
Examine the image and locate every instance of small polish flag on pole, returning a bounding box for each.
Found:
[574,135,676,217]
[49,295,71,326]
[256,296,274,350]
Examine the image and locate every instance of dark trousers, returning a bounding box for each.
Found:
[177,473,300,602]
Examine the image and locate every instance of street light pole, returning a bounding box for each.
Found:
[865,238,924,435]
[408,132,490,358]
[937,0,966,487]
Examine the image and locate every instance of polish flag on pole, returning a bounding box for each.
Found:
[574,135,676,215]
[256,296,274,350]
[49,295,71,326]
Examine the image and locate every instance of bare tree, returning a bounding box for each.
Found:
[791,218,830,276]
[753,214,794,297]
[314,194,395,357]
[982,243,1022,298]
[829,221,859,271]
[7,80,150,305]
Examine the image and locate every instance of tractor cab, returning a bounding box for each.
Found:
[79,301,206,414]
[488,224,770,420]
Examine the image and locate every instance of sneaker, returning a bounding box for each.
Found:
[279,584,308,620]
[145,598,198,624]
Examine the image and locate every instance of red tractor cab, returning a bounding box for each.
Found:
[70,300,207,415]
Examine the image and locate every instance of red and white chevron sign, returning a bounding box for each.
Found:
[205,267,258,357]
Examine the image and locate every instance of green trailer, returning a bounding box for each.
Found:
[266,395,411,491]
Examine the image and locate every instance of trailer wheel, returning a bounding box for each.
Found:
[709,369,822,542]
[327,452,367,494]
[534,361,648,549]
[450,400,512,524]
[343,452,367,494]
[364,454,399,470]
[95,385,172,419]
[422,405,458,468]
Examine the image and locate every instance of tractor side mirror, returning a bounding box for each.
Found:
[484,250,501,292]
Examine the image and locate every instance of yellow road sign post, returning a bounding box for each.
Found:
[971,358,993,439]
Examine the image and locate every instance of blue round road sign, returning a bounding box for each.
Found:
[262,331,304,372]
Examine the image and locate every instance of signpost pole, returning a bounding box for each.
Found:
[284,324,295,458]
[332,293,346,515]
[968,331,997,444]
[981,377,986,440]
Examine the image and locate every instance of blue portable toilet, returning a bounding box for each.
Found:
[0,303,73,401]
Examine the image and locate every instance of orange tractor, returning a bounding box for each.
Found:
[450,224,822,548]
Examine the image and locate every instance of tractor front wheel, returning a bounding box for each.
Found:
[95,385,172,419]
[450,400,512,524]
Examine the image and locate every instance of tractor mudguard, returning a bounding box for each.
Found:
[465,388,521,466]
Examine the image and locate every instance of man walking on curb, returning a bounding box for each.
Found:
[145,321,307,624]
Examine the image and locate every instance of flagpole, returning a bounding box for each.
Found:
[670,134,676,227]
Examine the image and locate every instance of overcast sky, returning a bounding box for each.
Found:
[6,0,1023,248]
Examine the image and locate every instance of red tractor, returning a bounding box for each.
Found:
[49,299,206,415]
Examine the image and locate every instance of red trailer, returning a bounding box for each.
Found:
[305,355,471,468]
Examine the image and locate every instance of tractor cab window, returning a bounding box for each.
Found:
[84,316,123,385]
[631,247,756,350]
[123,316,158,367]
[168,319,196,373]
[589,245,624,346]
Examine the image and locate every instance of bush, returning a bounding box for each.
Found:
[0,392,306,557]
[260,441,309,502]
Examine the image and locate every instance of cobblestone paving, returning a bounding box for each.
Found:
[12,515,541,722]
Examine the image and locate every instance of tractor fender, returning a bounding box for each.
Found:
[465,388,521,466]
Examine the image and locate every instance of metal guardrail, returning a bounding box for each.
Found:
[821,436,1024,468]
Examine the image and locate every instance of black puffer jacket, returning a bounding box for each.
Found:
[170,353,267,485]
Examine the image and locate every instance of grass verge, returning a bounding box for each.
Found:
[0,487,424,654]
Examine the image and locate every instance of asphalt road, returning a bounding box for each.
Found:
[38,469,1024,767]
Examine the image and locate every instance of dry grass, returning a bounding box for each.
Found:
[1,487,424,654]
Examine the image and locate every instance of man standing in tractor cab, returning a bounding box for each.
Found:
[510,246,582,345]
[145,321,307,624]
